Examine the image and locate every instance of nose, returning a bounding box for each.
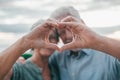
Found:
[65,30,73,43]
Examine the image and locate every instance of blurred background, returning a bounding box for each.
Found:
[0,0,120,52]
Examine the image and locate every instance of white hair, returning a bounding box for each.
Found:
[50,6,80,20]
[31,19,45,30]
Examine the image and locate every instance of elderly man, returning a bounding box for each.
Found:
[0,6,120,80]
[48,6,120,80]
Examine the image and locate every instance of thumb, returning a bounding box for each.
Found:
[60,42,75,52]
[44,43,59,51]
[58,22,80,33]
[58,22,73,29]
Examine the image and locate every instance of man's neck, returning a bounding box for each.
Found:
[70,50,79,56]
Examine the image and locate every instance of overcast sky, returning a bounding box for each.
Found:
[0,0,120,51]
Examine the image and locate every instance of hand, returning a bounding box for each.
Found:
[61,16,80,22]
[58,16,100,52]
[24,19,59,50]
[16,57,25,64]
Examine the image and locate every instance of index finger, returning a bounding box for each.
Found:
[58,22,84,34]
[61,16,79,22]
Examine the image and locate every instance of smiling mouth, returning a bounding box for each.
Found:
[65,40,72,44]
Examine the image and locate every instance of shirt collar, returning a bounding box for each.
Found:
[82,49,94,55]
[66,49,93,57]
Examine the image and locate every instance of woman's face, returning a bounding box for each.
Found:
[38,29,59,56]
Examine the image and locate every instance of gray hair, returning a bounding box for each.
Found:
[30,19,59,41]
[31,19,45,30]
[50,6,80,21]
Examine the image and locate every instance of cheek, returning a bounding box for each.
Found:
[66,30,73,39]
[60,32,73,43]
[60,35,66,43]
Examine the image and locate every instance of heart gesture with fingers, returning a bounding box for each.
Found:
[26,17,100,54]
[57,16,99,52]
[25,19,59,52]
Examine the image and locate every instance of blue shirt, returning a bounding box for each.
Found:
[49,49,120,80]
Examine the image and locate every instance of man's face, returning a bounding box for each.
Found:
[58,28,73,44]
[57,16,83,51]
[49,29,59,44]
[57,16,75,44]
